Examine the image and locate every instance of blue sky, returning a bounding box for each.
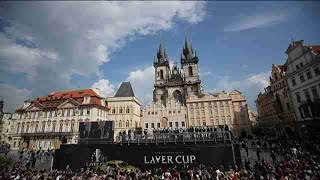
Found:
[0,2,319,112]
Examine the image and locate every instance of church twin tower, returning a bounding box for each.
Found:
[153,37,203,105]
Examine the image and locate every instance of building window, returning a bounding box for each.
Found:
[169,122,173,127]
[314,67,320,76]
[295,92,301,103]
[300,62,303,67]
[73,109,76,116]
[304,89,311,102]
[202,121,206,126]
[157,123,160,128]
[151,123,154,128]
[286,103,291,111]
[67,109,70,116]
[291,78,297,86]
[59,123,63,132]
[35,124,38,132]
[42,122,45,132]
[55,110,57,117]
[119,107,123,114]
[87,109,90,115]
[175,122,179,127]
[80,109,83,116]
[303,107,310,117]
[160,70,164,79]
[126,120,129,127]
[71,123,75,132]
[188,66,193,76]
[299,74,305,83]
[52,123,56,132]
[112,108,115,114]
[306,71,312,79]
[311,86,319,99]
[181,122,185,127]
[126,107,130,113]
[296,64,299,70]
[119,121,122,128]
[145,123,148,129]
[274,73,278,80]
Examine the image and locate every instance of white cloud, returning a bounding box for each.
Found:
[0,2,206,111]
[91,79,115,97]
[208,71,271,111]
[125,66,155,105]
[224,12,288,32]
[0,84,32,112]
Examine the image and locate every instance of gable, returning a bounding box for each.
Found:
[230,90,242,95]
[57,99,80,109]
[25,103,43,111]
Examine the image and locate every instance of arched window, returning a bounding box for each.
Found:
[126,106,130,113]
[112,108,115,114]
[126,120,129,127]
[160,70,164,79]
[119,107,123,114]
[188,66,193,76]
[119,120,122,127]
[173,90,183,103]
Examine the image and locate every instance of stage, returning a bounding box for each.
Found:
[53,142,241,171]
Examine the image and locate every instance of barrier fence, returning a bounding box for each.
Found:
[80,131,232,145]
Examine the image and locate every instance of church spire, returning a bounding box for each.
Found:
[184,36,192,53]
[156,42,169,64]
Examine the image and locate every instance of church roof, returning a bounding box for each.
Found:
[114,82,135,97]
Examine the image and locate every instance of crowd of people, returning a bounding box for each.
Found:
[117,126,232,143]
[1,130,320,179]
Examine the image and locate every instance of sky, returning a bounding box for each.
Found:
[0,1,319,112]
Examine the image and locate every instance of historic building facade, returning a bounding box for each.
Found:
[10,88,109,150]
[270,64,296,128]
[256,86,278,128]
[106,82,142,139]
[142,38,252,136]
[286,40,320,124]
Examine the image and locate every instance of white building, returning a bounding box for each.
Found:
[106,82,142,138]
[286,40,320,123]
[11,88,109,150]
[142,99,187,133]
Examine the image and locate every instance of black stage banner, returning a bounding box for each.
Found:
[79,121,114,141]
[54,143,236,170]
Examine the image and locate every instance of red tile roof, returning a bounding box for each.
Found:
[311,45,320,55]
[38,89,101,101]
[17,89,109,111]
[278,64,287,73]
